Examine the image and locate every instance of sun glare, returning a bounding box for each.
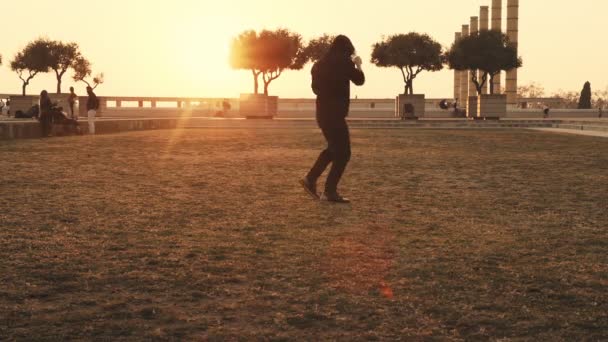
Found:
[169,17,234,92]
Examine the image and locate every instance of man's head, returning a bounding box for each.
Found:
[70,86,74,93]
[328,35,356,58]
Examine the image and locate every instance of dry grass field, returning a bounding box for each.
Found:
[1,128,607,340]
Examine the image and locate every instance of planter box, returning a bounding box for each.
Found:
[239,94,278,119]
[478,94,507,119]
[9,95,73,117]
[467,96,478,118]
[395,94,425,119]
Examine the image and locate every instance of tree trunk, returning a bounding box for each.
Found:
[264,81,269,96]
[489,74,495,94]
[22,83,27,96]
[405,80,413,95]
[252,70,259,94]
[56,74,62,94]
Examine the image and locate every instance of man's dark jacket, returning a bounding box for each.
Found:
[87,92,99,111]
[311,56,365,124]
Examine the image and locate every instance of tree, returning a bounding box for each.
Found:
[371,33,444,95]
[73,57,105,89]
[447,30,522,95]
[230,30,263,94]
[593,87,608,109]
[578,81,592,109]
[10,39,52,96]
[47,41,83,94]
[518,82,545,98]
[303,34,335,64]
[230,29,306,96]
[551,90,579,109]
[257,29,306,96]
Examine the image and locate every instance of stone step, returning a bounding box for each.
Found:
[559,120,608,127]
[555,124,608,132]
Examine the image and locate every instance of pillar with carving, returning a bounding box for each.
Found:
[479,6,490,94]
[491,0,502,94]
[506,0,519,106]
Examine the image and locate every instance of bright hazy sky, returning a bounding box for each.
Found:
[1,0,606,99]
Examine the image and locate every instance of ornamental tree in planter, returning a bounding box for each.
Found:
[72,57,105,90]
[47,40,85,94]
[230,29,306,118]
[371,33,443,119]
[302,34,335,64]
[447,30,522,118]
[10,39,51,96]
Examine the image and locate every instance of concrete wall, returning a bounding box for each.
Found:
[0,118,180,140]
[9,95,73,116]
[506,109,602,119]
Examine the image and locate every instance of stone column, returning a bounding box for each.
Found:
[479,6,490,94]
[454,32,462,102]
[491,0,502,94]
[459,25,470,107]
[469,17,479,97]
[506,0,519,106]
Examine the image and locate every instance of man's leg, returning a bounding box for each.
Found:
[306,148,332,183]
[87,110,96,134]
[40,114,49,137]
[324,121,351,195]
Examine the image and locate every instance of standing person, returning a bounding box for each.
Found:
[300,35,365,203]
[86,86,99,134]
[68,86,78,119]
[39,90,53,137]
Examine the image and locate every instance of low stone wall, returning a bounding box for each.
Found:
[506,109,601,119]
[3,117,608,140]
[0,120,42,139]
[0,118,179,140]
[10,95,73,116]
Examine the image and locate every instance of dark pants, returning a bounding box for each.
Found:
[307,118,351,193]
[69,102,76,119]
[39,113,53,137]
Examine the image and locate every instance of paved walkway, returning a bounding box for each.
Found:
[529,128,608,138]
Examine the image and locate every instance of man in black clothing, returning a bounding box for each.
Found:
[86,86,99,134]
[300,35,365,203]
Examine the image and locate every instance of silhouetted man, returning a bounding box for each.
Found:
[68,86,78,119]
[86,87,99,134]
[300,35,365,203]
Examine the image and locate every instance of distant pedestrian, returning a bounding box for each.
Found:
[222,99,231,114]
[39,90,53,137]
[300,35,365,203]
[68,86,78,119]
[86,86,99,134]
[542,105,550,119]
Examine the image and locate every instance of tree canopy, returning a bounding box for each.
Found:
[578,81,592,109]
[371,33,444,95]
[447,30,522,95]
[47,40,83,94]
[10,38,52,95]
[302,34,335,64]
[230,29,306,95]
[73,57,105,89]
[518,82,545,98]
